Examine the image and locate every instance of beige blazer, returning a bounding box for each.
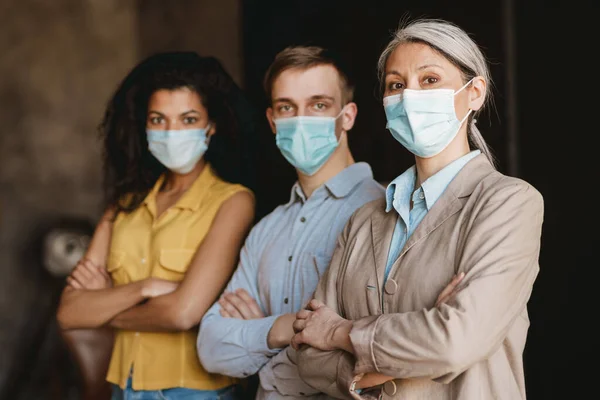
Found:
[295,155,544,399]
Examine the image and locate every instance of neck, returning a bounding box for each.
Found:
[164,159,206,192]
[414,134,470,186]
[297,141,354,199]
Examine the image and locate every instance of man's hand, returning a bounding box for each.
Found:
[291,299,353,352]
[67,259,112,290]
[218,288,264,319]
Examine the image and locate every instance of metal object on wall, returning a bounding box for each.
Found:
[43,229,91,277]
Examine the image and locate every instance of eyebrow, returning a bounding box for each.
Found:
[385,64,444,77]
[417,63,444,70]
[147,109,201,115]
[273,95,335,103]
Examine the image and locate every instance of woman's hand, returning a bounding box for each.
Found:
[435,272,465,307]
[291,299,353,352]
[67,259,112,290]
[141,278,179,298]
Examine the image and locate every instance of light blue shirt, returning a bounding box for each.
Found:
[384,150,481,281]
[197,163,385,384]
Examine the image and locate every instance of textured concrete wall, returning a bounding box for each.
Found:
[0,1,243,398]
[0,0,138,397]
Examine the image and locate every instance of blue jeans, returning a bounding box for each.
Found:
[111,377,239,400]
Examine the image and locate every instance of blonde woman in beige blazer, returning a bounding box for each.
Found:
[290,18,544,400]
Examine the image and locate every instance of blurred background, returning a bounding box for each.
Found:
[0,0,586,399]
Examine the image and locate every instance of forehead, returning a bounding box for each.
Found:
[148,88,204,112]
[271,64,342,102]
[385,41,457,73]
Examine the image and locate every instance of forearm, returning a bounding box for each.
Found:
[57,281,146,330]
[109,292,190,332]
[297,346,356,399]
[197,310,281,377]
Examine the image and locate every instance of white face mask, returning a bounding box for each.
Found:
[147,125,210,174]
[383,80,473,158]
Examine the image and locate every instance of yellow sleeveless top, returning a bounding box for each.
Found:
[106,164,250,390]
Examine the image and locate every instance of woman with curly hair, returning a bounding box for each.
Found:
[57,51,256,400]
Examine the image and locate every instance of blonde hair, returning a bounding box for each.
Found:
[378,18,497,167]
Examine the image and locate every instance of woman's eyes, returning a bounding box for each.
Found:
[387,77,440,91]
[148,116,201,125]
[388,82,404,91]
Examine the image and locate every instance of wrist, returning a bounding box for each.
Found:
[140,278,154,298]
[332,319,354,353]
[267,313,294,349]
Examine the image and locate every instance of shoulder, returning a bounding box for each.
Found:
[352,177,386,200]
[476,171,543,209]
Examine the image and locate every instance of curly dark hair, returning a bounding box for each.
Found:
[99,51,257,214]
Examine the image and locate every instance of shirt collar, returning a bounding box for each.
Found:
[421,150,480,209]
[386,150,481,214]
[286,162,374,205]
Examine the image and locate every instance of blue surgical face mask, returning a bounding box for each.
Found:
[274,109,344,176]
[383,80,473,158]
[147,126,210,174]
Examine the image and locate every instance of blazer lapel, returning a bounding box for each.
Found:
[397,154,495,260]
[370,208,398,297]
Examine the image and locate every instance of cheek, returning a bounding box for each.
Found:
[454,95,471,117]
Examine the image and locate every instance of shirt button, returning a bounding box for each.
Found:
[288,255,293,261]
[141,258,146,264]
[284,298,289,304]
[300,217,306,223]
[135,332,140,337]
[419,192,425,200]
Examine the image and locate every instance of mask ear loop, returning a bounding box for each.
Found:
[204,123,212,146]
[455,79,475,126]
[454,78,474,95]
[334,105,347,143]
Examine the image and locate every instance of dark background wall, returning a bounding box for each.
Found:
[0,0,585,399]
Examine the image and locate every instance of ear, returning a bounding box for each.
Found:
[266,107,277,134]
[468,76,487,111]
[207,123,217,137]
[340,102,358,132]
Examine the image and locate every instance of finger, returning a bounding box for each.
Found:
[82,261,103,279]
[235,289,264,318]
[76,263,95,280]
[292,319,306,334]
[290,332,304,350]
[436,273,463,303]
[99,267,111,279]
[307,299,325,311]
[219,299,243,319]
[223,292,255,319]
[66,277,82,289]
[219,308,232,318]
[71,269,91,286]
[296,309,311,320]
[436,272,465,306]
